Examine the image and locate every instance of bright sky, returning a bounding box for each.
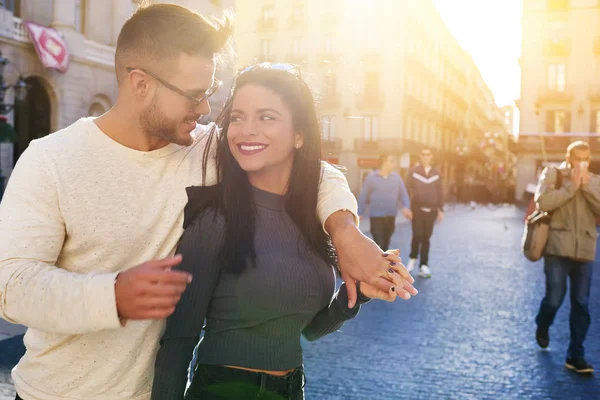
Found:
[432,0,523,108]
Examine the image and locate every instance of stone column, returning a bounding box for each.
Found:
[51,0,78,31]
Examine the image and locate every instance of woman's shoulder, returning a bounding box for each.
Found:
[183,184,225,230]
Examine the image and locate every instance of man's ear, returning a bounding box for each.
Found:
[129,70,152,98]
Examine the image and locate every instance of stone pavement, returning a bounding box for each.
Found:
[1,204,598,399]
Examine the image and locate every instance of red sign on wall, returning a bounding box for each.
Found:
[357,158,379,168]
[24,22,70,73]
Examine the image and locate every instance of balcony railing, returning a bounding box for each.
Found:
[589,85,600,101]
[84,40,115,67]
[11,17,29,42]
[321,138,343,153]
[356,91,385,111]
[543,38,571,57]
[288,16,305,29]
[257,18,277,32]
[537,85,575,104]
[514,133,600,154]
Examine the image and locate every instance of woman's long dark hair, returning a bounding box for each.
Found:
[201,66,337,273]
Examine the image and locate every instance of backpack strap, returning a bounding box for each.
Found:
[554,166,563,190]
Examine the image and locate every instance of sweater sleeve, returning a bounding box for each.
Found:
[302,283,370,341]
[405,168,414,197]
[357,173,373,216]
[318,162,359,231]
[398,176,411,209]
[152,208,225,400]
[436,169,444,211]
[0,142,121,334]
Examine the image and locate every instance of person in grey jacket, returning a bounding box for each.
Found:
[534,140,600,374]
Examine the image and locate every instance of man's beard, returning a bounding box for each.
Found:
[139,98,191,146]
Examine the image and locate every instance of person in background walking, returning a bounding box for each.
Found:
[358,154,412,251]
[405,148,444,278]
[534,141,600,374]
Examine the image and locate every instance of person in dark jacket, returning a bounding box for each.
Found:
[405,148,444,278]
[151,64,416,400]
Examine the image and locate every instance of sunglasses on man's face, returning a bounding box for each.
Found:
[125,67,222,107]
[421,153,432,157]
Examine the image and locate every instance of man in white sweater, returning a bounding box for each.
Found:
[0,4,416,400]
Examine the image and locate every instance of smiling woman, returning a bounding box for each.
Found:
[151,63,409,400]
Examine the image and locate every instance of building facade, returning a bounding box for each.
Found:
[515,0,600,200]
[233,0,511,196]
[0,0,231,182]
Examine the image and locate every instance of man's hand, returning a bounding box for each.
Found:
[437,210,444,223]
[325,211,418,307]
[571,166,583,188]
[115,255,191,320]
[582,167,591,186]
[401,208,413,221]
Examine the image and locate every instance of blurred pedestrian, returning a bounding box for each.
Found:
[405,148,444,278]
[358,154,412,251]
[534,141,600,374]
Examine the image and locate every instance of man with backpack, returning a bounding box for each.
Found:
[534,141,600,374]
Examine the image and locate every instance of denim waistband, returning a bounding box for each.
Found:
[192,364,305,397]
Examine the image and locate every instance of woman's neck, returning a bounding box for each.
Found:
[247,165,292,195]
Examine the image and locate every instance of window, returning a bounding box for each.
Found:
[75,0,86,34]
[321,116,337,140]
[2,0,21,16]
[546,110,571,133]
[324,37,335,54]
[262,5,274,24]
[291,38,303,56]
[363,116,380,140]
[548,63,566,91]
[260,39,272,59]
[292,3,304,20]
[547,0,569,12]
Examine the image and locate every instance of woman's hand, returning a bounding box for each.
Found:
[357,249,417,302]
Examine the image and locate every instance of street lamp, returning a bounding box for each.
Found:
[0,51,28,115]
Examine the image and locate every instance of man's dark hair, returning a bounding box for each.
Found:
[115,3,233,85]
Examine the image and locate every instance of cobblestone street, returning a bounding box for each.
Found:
[1,205,598,399]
